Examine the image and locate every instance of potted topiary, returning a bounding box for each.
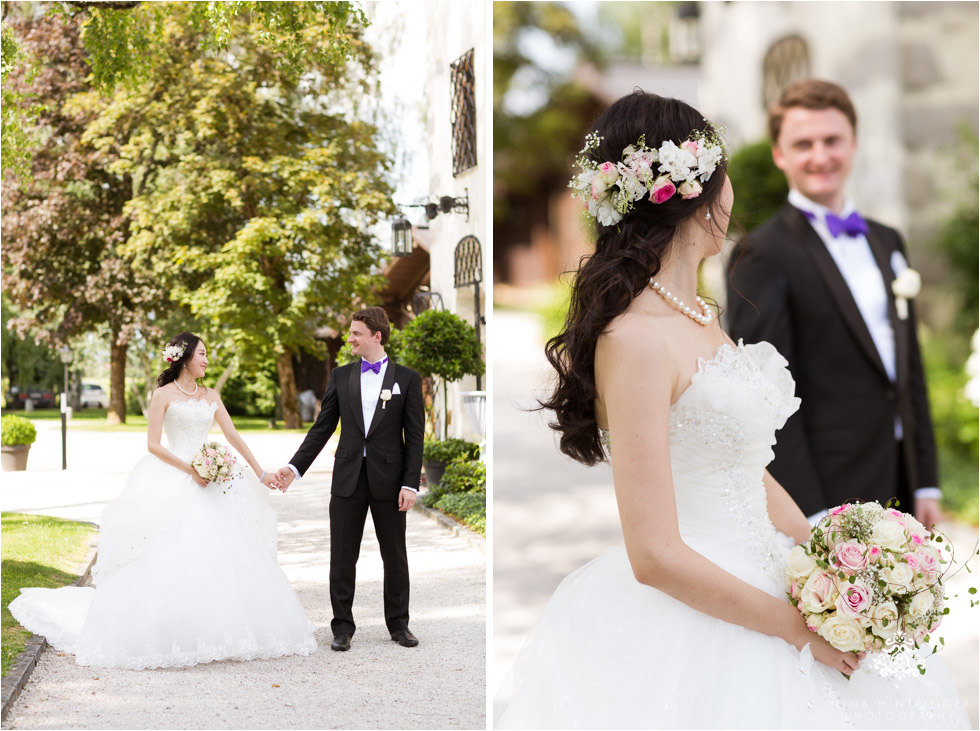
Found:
[422,437,480,487]
[1,415,37,471]
[400,309,484,440]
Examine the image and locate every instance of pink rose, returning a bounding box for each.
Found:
[833,540,869,573]
[789,581,801,601]
[677,180,702,200]
[835,579,873,623]
[680,140,699,156]
[590,176,606,200]
[886,508,907,525]
[867,546,882,564]
[910,534,923,546]
[917,547,940,573]
[830,504,850,516]
[903,552,920,571]
[801,570,839,613]
[649,176,676,204]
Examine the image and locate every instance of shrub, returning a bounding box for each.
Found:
[1,415,36,447]
[433,491,486,536]
[423,458,485,505]
[423,438,480,464]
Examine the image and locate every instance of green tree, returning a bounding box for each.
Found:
[400,310,484,440]
[75,5,394,428]
[1,1,367,176]
[1,13,166,424]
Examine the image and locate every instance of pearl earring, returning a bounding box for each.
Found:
[705,211,711,220]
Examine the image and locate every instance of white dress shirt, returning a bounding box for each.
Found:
[287,356,417,493]
[789,191,939,513]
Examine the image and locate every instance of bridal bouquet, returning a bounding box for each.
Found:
[191,442,239,492]
[786,502,949,660]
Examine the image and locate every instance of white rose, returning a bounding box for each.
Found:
[677,179,703,200]
[881,562,914,594]
[908,591,934,618]
[787,545,817,581]
[892,268,921,299]
[868,601,900,640]
[800,570,839,614]
[594,196,622,227]
[817,614,867,653]
[870,519,908,552]
[804,612,827,632]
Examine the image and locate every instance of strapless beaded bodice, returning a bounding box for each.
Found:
[602,340,800,586]
[163,399,217,460]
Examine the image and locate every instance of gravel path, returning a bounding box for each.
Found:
[2,430,486,730]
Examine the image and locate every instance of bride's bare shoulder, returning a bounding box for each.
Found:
[597,310,674,365]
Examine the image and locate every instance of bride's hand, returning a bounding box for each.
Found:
[805,634,865,676]
[189,469,210,488]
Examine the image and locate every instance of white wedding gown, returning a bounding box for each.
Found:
[496,341,969,729]
[9,399,317,670]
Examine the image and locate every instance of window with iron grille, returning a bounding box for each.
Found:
[450,49,477,176]
[454,236,482,288]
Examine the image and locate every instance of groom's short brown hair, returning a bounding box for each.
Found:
[768,79,857,143]
[351,307,391,345]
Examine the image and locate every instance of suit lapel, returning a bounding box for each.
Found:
[348,363,366,435]
[366,361,397,438]
[865,226,908,388]
[784,206,889,380]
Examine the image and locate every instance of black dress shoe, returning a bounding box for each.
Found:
[331,634,351,651]
[390,628,419,647]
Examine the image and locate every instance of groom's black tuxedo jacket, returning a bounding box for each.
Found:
[726,203,937,516]
[289,360,425,499]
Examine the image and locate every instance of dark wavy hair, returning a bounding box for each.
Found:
[156,332,203,388]
[541,91,729,466]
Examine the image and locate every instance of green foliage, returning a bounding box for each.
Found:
[1,513,97,677]
[432,492,486,536]
[922,330,979,524]
[423,458,486,504]
[727,140,789,234]
[0,296,63,393]
[934,131,979,334]
[337,328,405,365]
[423,438,481,464]
[400,310,484,383]
[219,366,280,417]
[0,415,36,447]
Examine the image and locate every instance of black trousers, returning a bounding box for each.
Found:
[329,458,410,637]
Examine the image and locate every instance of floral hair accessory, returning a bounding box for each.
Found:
[162,343,186,363]
[569,126,727,226]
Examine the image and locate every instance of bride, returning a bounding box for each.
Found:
[9,332,317,669]
[496,91,968,729]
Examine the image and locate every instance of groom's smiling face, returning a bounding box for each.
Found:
[772,106,856,212]
[348,321,382,359]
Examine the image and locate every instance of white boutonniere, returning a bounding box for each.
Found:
[380,389,392,409]
[891,268,921,320]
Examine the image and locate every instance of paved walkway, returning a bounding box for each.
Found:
[492,309,979,727]
[1,427,485,730]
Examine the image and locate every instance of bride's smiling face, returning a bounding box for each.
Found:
[183,343,208,380]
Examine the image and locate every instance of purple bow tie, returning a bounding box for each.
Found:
[800,208,868,238]
[361,357,388,375]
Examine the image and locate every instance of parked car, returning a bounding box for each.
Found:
[5,385,55,409]
[80,383,109,409]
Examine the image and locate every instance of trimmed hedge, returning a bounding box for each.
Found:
[422,457,486,535]
[433,491,485,536]
[423,438,480,464]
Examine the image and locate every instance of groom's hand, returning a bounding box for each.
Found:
[275,466,296,492]
[398,488,417,512]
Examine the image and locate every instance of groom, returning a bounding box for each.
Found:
[726,79,941,527]
[274,307,425,651]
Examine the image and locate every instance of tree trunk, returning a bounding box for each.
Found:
[277,351,301,429]
[212,361,236,396]
[108,339,127,425]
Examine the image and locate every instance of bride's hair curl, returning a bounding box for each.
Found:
[541,91,729,465]
[156,332,203,388]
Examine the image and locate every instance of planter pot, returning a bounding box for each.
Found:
[1,444,31,471]
[423,460,447,488]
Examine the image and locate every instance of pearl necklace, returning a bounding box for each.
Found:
[174,379,199,397]
[650,279,713,326]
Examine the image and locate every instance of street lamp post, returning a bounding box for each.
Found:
[58,346,73,470]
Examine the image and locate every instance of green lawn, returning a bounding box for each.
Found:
[14,409,309,434]
[1,513,98,677]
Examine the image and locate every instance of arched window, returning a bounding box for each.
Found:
[762,36,810,110]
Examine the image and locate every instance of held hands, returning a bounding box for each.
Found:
[260,471,281,491]
[273,466,296,492]
[398,488,417,512]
